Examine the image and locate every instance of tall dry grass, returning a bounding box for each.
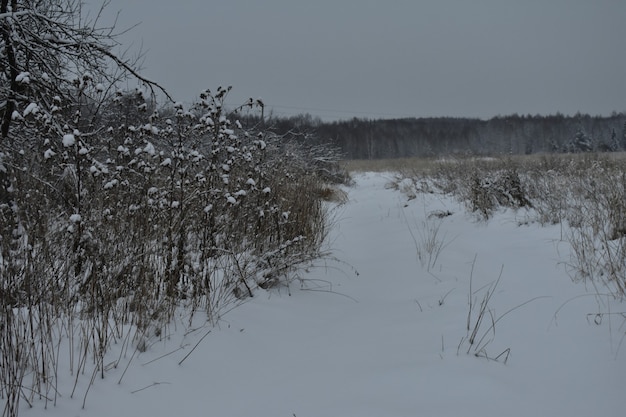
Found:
[0,90,344,416]
[383,152,626,299]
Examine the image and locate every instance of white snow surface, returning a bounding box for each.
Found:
[21,172,625,417]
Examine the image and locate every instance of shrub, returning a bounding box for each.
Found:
[0,87,342,415]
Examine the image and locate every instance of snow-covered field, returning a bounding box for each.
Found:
[21,172,625,417]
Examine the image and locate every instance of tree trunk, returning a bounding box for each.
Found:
[1,0,19,138]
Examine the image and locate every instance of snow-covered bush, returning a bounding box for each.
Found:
[464,166,531,218]
[0,5,343,409]
[0,83,340,415]
[0,4,344,412]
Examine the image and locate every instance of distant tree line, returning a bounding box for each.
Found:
[261,112,626,159]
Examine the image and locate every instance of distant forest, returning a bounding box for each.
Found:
[262,112,626,159]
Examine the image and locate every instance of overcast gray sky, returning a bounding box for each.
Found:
[89,0,626,120]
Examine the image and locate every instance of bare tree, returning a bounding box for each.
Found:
[0,0,170,139]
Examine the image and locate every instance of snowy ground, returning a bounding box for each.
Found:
[21,172,625,417]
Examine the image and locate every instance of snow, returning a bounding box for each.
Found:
[103,179,118,189]
[62,134,75,147]
[15,71,30,84]
[43,149,56,159]
[23,102,39,116]
[20,172,625,417]
[143,142,156,155]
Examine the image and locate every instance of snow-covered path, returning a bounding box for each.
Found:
[23,172,626,417]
